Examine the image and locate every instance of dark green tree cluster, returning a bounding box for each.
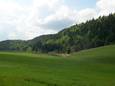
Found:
[0,40,29,51]
[31,14,115,53]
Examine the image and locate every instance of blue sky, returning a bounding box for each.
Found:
[16,0,97,9]
[0,0,115,41]
[15,0,97,10]
[64,0,97,10]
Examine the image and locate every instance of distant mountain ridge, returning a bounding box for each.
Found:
[0,13,115,53]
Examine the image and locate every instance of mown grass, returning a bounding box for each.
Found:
[0,45,115,86]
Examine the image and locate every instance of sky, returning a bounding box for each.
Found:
[0,0,115,41]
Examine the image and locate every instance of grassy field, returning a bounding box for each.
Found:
[0,45,115,86]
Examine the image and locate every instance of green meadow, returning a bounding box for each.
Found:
[0,45,115,86]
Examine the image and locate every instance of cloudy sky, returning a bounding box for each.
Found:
[0,0,115,41]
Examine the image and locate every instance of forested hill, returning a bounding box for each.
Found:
[0,13,115,53]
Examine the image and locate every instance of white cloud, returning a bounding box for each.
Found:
[37,5,78,30]
[97,0,115,16]
[13,0,78,39]
[77,8,97,23]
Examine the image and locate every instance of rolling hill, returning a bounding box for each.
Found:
[0,13,115,53]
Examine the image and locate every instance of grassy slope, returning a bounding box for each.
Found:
[0,45,115,86]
